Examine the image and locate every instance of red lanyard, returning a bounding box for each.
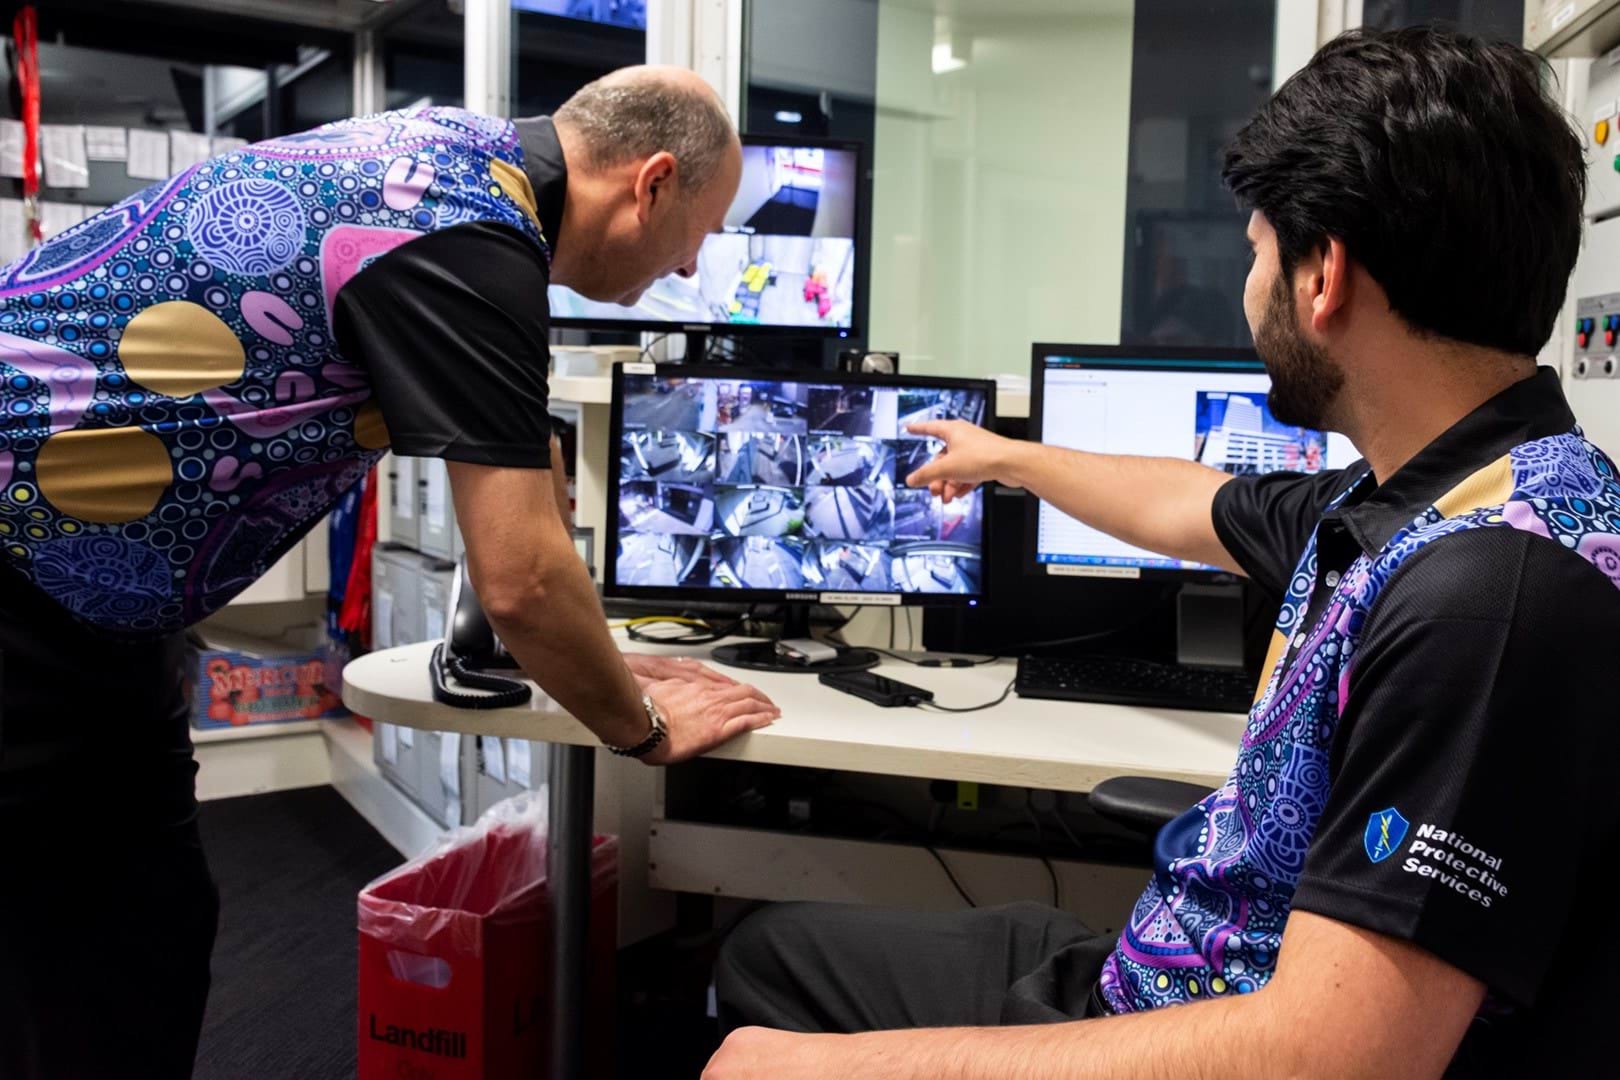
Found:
[11,5,41,244]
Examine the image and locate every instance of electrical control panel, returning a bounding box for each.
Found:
[1564,212,1620,453]
[1571,292,1620,378]
[1555,37,1620,457]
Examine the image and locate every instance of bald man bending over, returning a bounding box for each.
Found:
[0,66,776,1078]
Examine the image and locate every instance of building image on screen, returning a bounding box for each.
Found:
[612,372,988,598]
[1193,391,1327,475]
[1033,353,1358,573]
[548,140,859,330]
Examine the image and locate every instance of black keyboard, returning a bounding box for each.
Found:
[1015,654,1254,714]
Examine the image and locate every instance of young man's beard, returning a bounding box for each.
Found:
[1255,272,1344,430]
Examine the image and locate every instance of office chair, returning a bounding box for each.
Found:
[1088,777,1214,839]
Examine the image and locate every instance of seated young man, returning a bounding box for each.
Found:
[705,27,1615,1079]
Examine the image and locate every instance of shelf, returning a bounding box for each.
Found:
[549,373,614,405]
[192,719,322,744]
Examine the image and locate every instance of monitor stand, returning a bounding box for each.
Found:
[711,602,880,675]
[684,330,708,365]
[1176,583,1246,669]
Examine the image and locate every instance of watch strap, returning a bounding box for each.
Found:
[605,694,668,758]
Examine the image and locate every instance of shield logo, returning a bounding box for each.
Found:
[1364,807,1409,864]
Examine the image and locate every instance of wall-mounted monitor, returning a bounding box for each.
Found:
[549,136,863,337]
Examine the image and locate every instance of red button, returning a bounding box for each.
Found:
[1580,332,1590,348]
[1605,330,1614,347]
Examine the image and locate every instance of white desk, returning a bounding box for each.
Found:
[343,636,1244,792]
[343,634,1245,1076]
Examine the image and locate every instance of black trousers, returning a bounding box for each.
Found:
[714,900,1114,1036]
[1,567,218,1080]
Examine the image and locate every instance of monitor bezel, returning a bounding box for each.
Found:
[1024,342,1266,583]
[604,362,996,608]
[550,134,867,339]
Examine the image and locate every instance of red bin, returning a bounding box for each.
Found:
[357,793,617,1078]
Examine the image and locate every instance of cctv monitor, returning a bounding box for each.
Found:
[1028,344,1360,580]
[549,136,863,337]
[607,363,994,672]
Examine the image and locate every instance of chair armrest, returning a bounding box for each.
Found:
[1089,777,1213,836]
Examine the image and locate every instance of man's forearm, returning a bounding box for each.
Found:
[483,541,648,748]
[1000,441,1237,572]
[840,996,1286,1080]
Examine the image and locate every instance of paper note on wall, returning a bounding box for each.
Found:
[480,736,508,784]
[424,460,448,528]
[508,739,532,789]
[0,198,27,265]
[0,119,26,179]
[40,125,89,189]
[378,723,398,765]
[169,130,212,170]
[398,725,414,749]
[84,126,128,161]
[39,203,85,239]
[424,604,445,645]
[373,589,394,648]
[440,732,462,795]
[126,129,169,181]
[394,457,415,520]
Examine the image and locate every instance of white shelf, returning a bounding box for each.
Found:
[549,373,613,405]
[192,719,322,744]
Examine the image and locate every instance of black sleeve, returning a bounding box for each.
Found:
[1291,527,1620,1007]
[1210,466,1360,595]
[333,221,553,468]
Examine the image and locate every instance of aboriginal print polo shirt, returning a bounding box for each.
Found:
[1099,368,1619,1074]
[0,108,569,635]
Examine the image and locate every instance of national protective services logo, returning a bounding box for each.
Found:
[1364,807,1409,864]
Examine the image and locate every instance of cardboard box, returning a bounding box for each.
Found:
[190,628,348,730]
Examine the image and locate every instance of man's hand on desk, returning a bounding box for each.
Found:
[624,653,740,686]
[623,653,779,765]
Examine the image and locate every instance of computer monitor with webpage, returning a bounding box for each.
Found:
[1027,344,1359,579]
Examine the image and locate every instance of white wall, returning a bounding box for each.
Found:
[870,1,1135,378]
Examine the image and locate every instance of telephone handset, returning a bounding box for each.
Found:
[429,559,532,710]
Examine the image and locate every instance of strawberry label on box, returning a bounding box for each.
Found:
[192,645,347,729]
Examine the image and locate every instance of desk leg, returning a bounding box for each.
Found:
[547,743,595,1079]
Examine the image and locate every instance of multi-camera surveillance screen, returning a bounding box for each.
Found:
[613,375,989,597]
[549,143,859,330]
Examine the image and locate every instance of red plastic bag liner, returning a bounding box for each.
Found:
[357,792,617,1078]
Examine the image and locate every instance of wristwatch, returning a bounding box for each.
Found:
[604,694,668,758]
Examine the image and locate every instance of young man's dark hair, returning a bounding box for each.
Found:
[1223,26,1586,358]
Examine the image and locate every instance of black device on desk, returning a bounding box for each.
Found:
[603,362,996,675]
[819,670,934,707]
[429,558,533,709]
[1010,343,1361,712]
